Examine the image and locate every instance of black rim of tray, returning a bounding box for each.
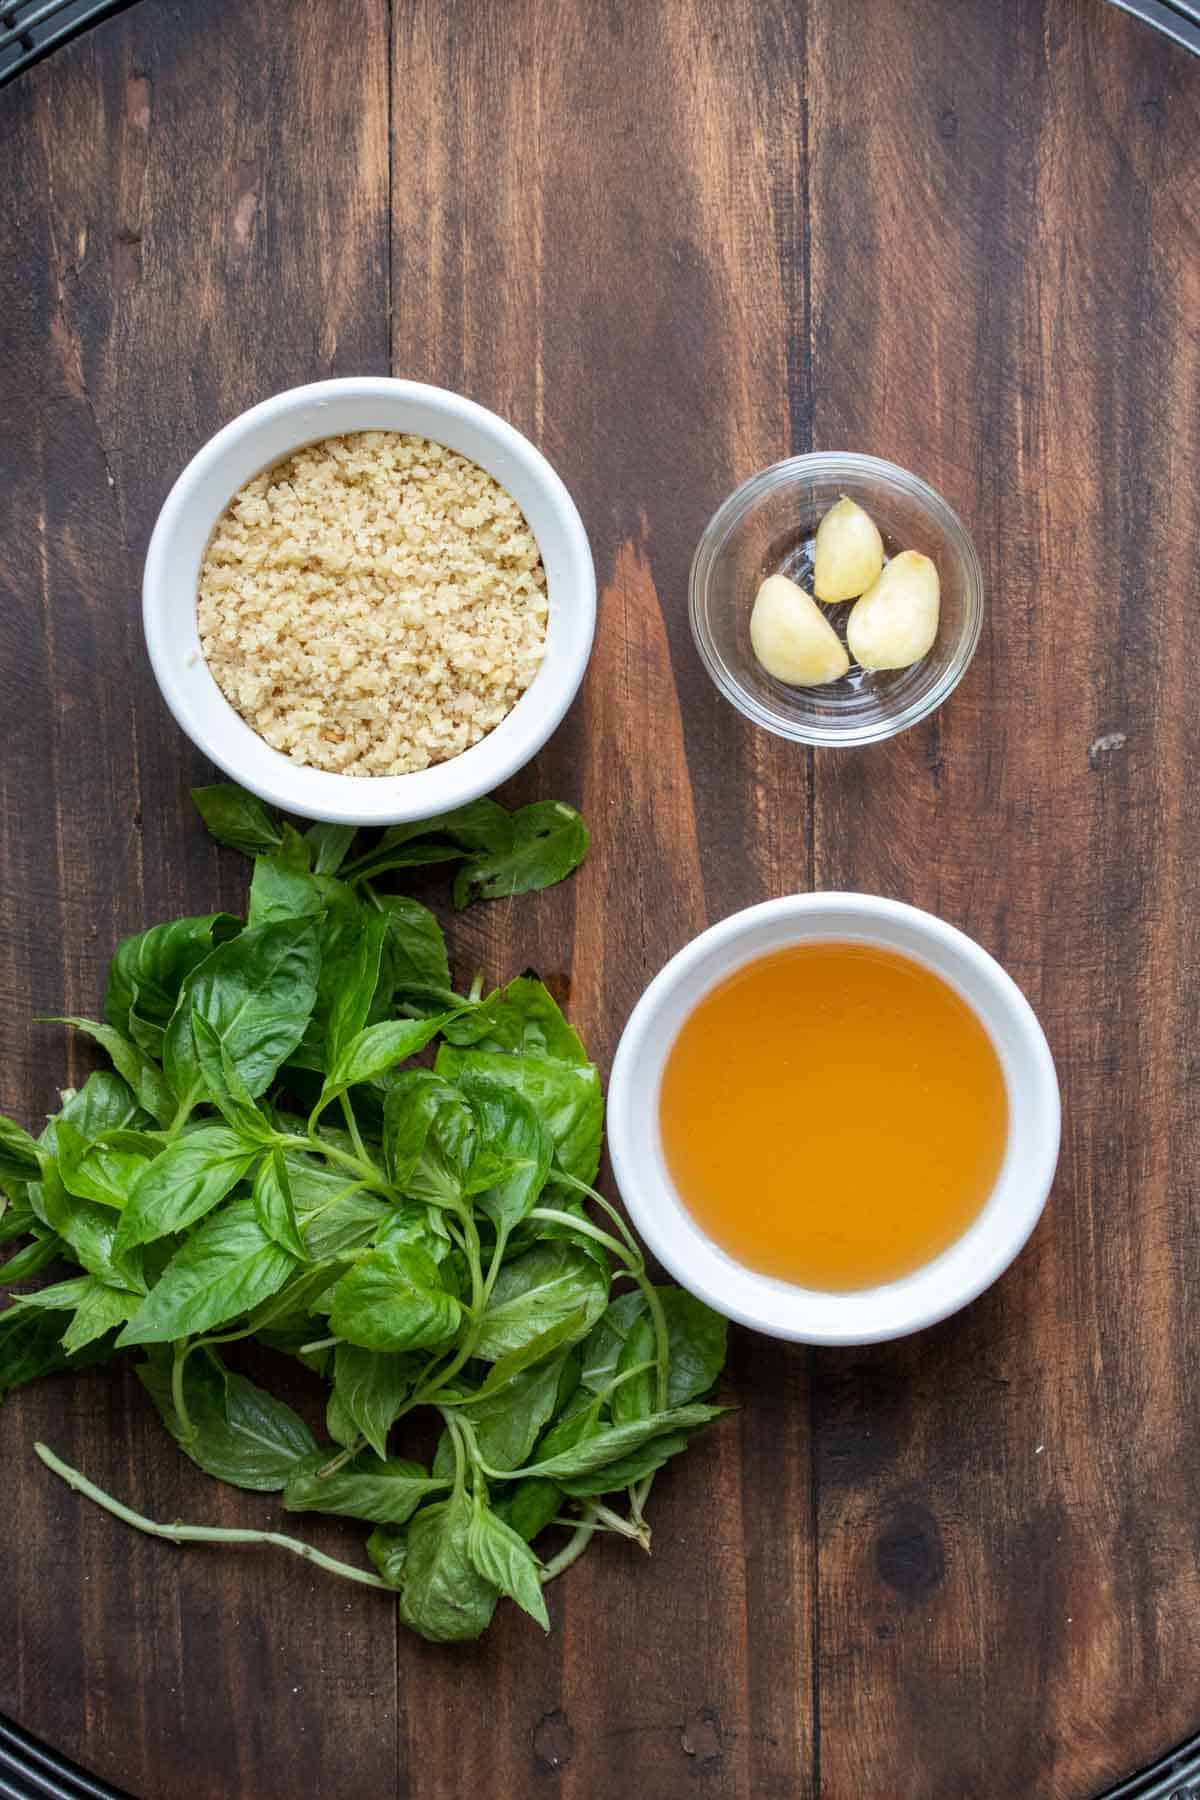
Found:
[0,0,141,86]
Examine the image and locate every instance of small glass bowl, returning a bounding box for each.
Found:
[689,453,984,746]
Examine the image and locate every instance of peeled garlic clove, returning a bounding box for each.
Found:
[846,550,940,671]
[750,574,850,687]
[813,497,884,602]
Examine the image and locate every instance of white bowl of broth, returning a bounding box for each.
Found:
[606,894,1060,1345]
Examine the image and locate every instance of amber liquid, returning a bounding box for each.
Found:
[658,942,1008,1290]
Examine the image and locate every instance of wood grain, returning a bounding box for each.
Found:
[0,3,393,1796]
[807,4,1200,1796]
[1,0,1199,1796]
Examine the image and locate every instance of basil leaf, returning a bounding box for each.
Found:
[304,822,357,875]
[164,916,322,1109]
[7,1275,93,1312]
[285,1155,389,1260]
[0,1116,41,1186]
[515,1404,725,1482]
[656,1288,728,1406]
[492,1478,562,1544]
[283,1450,446,1524]
[373,1199,452,1265]
[435,1047,603,1187]
[116,1127,258,1251]
[314,1013,458,1118]
[44,1018,173,1126]
[367,1523,409,1587]
[325,1383,356,1448]
[0,1193,37,1245]
[610,1312,657,1424]
[56,1070,149,1141]
[247,853,323,929]
[458,1072,551,1236]
[329,1244,462,1353]
[473,1242,608,1361]
[467,1501,549,1629]
[397,1491,499,1643]
[582,1287,728,1411]
[190,1014,276,1140]
[453,801,588,908]
[0,1234,64,1284]
[580,1290,644,1392]
[557,1430,694,1498]
[60,1279,140,1353]
[467,1311,587,1404]
[0,1303,75,1397]
[322,906,389,1068]
[378,800,513,855]
[54,1122,159,1211]
[192,784,285,857]
[376,896,452,1002]
[118,1197,298,1345]
[441,976,586,1064]
[252,1151,308,1261]
[36,1161,146,1294]
[105,914,241,1052]
[458,1354,567,1472]
[535,1385,604,1463]
[346,801,511,886]
[381,1071,475,1203]
[331,1341,417,1459]
[248,873,374,1072]
[139,1348,317,1490]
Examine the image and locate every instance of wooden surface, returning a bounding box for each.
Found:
[1,2,1198,1795]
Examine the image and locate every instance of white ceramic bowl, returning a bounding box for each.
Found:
[607,893,1061,1345]
[143,378,596,825]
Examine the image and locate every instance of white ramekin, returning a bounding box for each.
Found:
[143,378,596,825]
[607,893,1061,1346]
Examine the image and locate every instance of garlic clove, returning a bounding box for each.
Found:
[813,497,885,603]
[750,574,850,687]
[846,550,940,671]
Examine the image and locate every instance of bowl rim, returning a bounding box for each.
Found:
[142,376,596,825]
[689,451,985,747]
[606,892,1061,1345]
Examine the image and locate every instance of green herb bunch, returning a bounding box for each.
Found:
[0,786,727,1642]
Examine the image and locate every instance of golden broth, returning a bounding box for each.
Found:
[658,941,1008,1290]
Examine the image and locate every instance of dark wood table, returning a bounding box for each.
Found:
[2,2,1199,1796]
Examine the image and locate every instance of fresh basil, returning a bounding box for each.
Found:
[435,1046,603,1186]
[163,915,322,1111]
[139,1348,317,1490]
[283,1450,446,1524]
[304,822,357,876]
[192,784,285,857]
[105,914,241,1055]
[457,1354,567,1472]
[330,1341,416,1459]
[0,1234,64,1284]
[473,1242,608,1361]
[118,1197,298,1345]
[467,1499,549,1629]
[251,1151,308,1261]
[397,1490,499,1643]
[0,1116,41,1187]
[452,801,588,908]
[329,1244,462,1353]
[313,1012,459,1118]
[44,1018,173,1126]
[376,896,453,1004]
[7,781,727,1645]
[116,1127,258,1251]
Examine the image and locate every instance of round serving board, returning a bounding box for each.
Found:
[1,1,1198,1795]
